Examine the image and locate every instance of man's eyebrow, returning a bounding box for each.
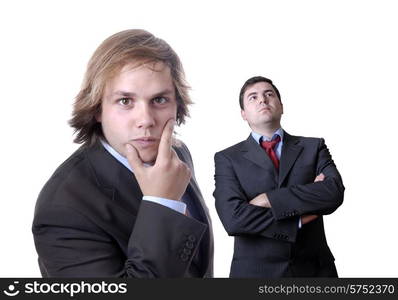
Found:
[151,89,174,98]
[113,90,136,97]
[246,91,258,98]
[263,89,274,94]
[112,89,174,98]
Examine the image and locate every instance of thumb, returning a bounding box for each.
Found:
[125,144,143,172]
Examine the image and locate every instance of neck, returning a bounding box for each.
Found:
[251,123,281,139]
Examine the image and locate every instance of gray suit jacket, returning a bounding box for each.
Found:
[33,140,213,277]
[214,131,344,277]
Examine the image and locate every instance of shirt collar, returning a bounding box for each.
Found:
[251,128,284,144]
[100,139,154,172]
[100,139,134,173]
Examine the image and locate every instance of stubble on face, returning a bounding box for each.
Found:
[98,62,178,163]
[241,82,283,135]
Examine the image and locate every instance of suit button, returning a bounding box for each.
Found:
[183,248,192,255]
[188,235,196,242]
[185,241,194,249]
[180,253,189,262]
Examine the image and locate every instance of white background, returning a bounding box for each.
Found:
[0,0,397,277]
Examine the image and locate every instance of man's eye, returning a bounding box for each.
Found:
[265,92,274,97]
[249,96,257,101]
[118,98,131,105]
[153,97,168,104]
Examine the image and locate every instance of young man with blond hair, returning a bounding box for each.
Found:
[33,29,213,277]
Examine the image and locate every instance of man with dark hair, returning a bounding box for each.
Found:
[214,76,344,277]
[32,29,213,277]
[238,76,281,109]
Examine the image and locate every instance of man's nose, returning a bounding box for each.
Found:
[259,95,268,105]
[134,102,155,128]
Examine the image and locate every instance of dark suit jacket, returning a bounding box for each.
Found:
[32,140,213,277]
[214,131,344,278]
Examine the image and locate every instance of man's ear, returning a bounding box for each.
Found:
[241,109,247,121]
[281,102,284,115]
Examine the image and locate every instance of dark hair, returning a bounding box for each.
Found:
[239,76,281,109]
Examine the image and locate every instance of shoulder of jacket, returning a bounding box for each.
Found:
[215,140,246,157]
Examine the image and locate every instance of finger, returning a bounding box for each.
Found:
[171,149,192,176]
[157,119,175,162]
[302,214,317,224]
[308,215,318,224]
[125,143,144,172]
[170,147,180,161]
[184,163,192,179]
[302,215,312,225]
[175,152,192,179]
[314,173,325,182]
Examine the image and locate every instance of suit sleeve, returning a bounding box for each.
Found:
[213,152,299,242]
[268,138,345,220]
[33,201,207,277]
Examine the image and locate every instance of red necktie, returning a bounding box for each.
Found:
[260,135,281,170]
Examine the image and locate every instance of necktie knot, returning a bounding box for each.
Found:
[260,135,281,151]
[260,135,281,170]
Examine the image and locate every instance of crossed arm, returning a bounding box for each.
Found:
[249,173,325,225]
[214,138,344,241]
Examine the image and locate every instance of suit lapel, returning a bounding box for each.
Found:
[86,141,143,213]
[187,178,208,223]
[173,145,211,225]
[243,135,275,171]
[278,131,303,186]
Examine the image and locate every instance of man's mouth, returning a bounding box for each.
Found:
[258,107,271,112]
[131,137,158,148]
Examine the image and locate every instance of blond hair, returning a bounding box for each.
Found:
[69,29,192,145]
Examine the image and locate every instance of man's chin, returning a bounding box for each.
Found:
[138,150,157,164]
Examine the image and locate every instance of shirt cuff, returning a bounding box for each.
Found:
[143,196,187,215]
[298,217,302,229]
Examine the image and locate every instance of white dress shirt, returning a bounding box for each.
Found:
[250,128,302,228]
[100,140,187,214]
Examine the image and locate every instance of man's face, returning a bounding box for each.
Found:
[98,62,177,163]
[241,81,283,129]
